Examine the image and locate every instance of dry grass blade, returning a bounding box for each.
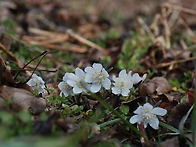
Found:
[66,29,107,55]
[43,43,87,53]
[23,28,88,53]
[154,56,196,68]
[162,2,196,15]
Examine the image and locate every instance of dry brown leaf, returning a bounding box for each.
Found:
[168,98,191,129]
[0,85,46,114]
[0,55,15,85]
[160,133,196,147]
[185,89,194,106]
[139,77,172,97]
[55,117,77,134]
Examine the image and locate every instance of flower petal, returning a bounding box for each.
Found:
[58,82,64,90]
[133,106,143,115]
[129,115,140,124]
[68,73,78,81]
[112,76,118,82]
[67,80,76,87]
[126,80,133,89]
[85,66,94,74]
[112,87,121,95]
[93,63,102,72]
[102,78,111,89]
[149,117,159,130]
[63,73,70,81]
[132,73,142,84]
[86,84,92,91]
[73,86,83,94]
[121,88,130,96]
[91,84,101,93]
[102,68,109,77]
[61,91,69,97]
[143,121,148,128]
[153,107,167,116]
[142,74,147,81]
[143,103,153,110]
[85,74,94,83]
[75,67,85,77]
[119,70,127,77]
[128,71,132,76]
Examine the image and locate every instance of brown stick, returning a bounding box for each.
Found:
[154,56,196,68]
[0,42,23,68]
[66,29,107,55]
[162,3,196,15]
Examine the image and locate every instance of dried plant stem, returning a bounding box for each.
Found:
[0,42,23,68]
[66,29,107,55]
[154,56,196,68]
[163,3,196,15]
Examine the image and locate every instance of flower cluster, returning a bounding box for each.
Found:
[26,63,146,97]
[129,103,167,130]
[27,74,46,94]
[58,63,111,97]
[58,63,146,97]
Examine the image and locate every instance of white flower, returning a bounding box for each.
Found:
[84,63,111,93]
[132,73,147,84]
[129,103,167,130]
[112,70,133,96]
[67,67,91,94]
[58,73,74,97]
[27,74,46,94]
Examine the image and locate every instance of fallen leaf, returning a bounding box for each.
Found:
[184,89,194,106]
[160,133,196,147]
[55,117,77,134]
[168,99,191,129]
[0,85,46,114]
[139,77,172,96]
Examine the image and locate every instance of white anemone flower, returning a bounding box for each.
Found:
[132,73,147,84]
[129,103,167,130]
[67,67,91,94]
[112,70,133,96]
[58,73,74,97]
[84,63,111,93]
[27,74,46,94]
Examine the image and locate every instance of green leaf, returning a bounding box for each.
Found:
[159,122,180,134]
[120,105,129,115]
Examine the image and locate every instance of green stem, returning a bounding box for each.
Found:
[159,122,180,134]
[90,93,148,141]
[99,118,121,128]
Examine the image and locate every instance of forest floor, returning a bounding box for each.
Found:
[0,0,196,147]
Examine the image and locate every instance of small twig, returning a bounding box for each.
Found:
[0,42,23,68]
[162,3,196,15]
[29,28,62,36]
[15,51,48,84]
[12,68,57,72]
[179,17,196,43]
[137,17,155,41]
[14,51,47,80]
[161,6,171,49]
[66,29,107,55]
[154,56,196,68]
[42,43,87,53]
[24,51,47,84]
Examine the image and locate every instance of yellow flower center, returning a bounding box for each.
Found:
[142,108,155,120]
[93,71,105,84]
[116,78,128,90]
